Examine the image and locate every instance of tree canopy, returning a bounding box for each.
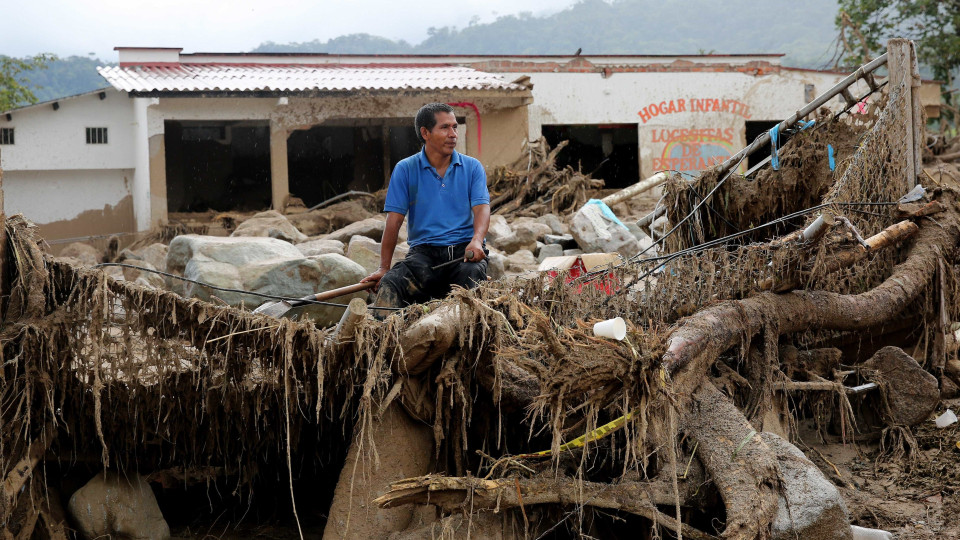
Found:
[0,54,56,112]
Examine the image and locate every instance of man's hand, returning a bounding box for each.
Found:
[464,239,486,262]
[361,267,388,290]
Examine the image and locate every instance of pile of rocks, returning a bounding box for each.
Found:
[56,200,655,325]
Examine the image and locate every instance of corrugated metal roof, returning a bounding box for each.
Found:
[97,63,529,93]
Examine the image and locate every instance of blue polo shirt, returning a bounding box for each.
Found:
[384,148,490,247]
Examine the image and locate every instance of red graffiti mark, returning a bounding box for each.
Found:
[638,98,752,124]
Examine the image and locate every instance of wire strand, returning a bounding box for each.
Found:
[91,262,402,311]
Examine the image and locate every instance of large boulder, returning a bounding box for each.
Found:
[346,236,408,274]
[67,471,171,540]
[762,433,852,540]
[296,238,345,257]
[862,346,939,426]
[240,254,368,325]
[323,217,386,244]
[230,210,308,243]
[59,242,101,267]
[181,257,247,306]
[571,200,641,257]
[167,235,302,276]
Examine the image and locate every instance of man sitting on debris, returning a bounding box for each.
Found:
[361,102,490,308]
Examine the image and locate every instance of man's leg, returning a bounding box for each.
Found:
[448,257,488,291]
[373,247,439,310]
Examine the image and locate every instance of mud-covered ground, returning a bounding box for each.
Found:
[805,397,960,539]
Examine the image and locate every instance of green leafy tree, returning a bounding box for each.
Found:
[836,1,959,129]
[0,53,57,111]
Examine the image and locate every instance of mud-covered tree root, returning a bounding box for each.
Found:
[375,474,718,540]
[682,381,779,540]
[663,209,959,379]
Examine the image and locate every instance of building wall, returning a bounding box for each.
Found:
[1,89,134,171]
[3,168,135,242]
[0,90,137,240]
[501,68,868,179]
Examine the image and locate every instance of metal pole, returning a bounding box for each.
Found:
[715,53,889,176]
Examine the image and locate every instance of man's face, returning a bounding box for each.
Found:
[421,111,458,156]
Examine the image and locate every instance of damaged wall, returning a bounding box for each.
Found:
[0,88,136,241]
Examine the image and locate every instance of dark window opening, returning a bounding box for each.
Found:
[745,120,781,170]
[164,120,271,212]
[0,128,13,145]
[541,124,639,189]
[287,121,427,208]
[86,127,108,144]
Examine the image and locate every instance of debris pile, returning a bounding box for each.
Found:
[3,49,960,540]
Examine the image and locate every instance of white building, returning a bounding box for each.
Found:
[0,48,940,242]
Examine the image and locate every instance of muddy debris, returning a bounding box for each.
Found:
[3,58,960,540]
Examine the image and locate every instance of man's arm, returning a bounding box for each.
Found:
[465,204,489,262]
[361,212,405,286]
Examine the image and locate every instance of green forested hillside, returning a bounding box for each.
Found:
[253,0,842,67]
[3,55,114,109]
[10,0,843,107]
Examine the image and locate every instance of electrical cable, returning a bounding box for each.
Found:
[91,262,402,311]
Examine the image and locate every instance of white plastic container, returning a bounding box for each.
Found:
[850,525,893,540]
[593,317,626,341]
[935,409,957,428]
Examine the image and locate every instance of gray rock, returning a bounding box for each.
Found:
[139,243,170,272]
[231,210,308,243]
[296,238,345,257]
[486,251,506,280]
[323,217,386,243]
[59,242,100,267]
[563,249,585,257]
[121,261,167,290]
[68,471,171,540]
[514,221,553,243]
[537,243,565,262]
[346,236,409,274]
[242,254,368,326]
[167,235,302,276]
[571,202,641,257]
[505,249,537,272]
[543,234,577,249]
[181,256,247,306]
[486,215,513,243]
[762,432,852,540]
[287,200,375,237]
[536,213,569,235]
[347,236,382,275]
[862,346,940,426]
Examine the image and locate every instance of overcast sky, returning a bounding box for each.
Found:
[1,0,575,60]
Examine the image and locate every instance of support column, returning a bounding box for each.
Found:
[148,133,167,228]
[887,39,924,193]
[270,120,290,211]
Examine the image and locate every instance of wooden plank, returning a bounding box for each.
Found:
[887,39,924,194]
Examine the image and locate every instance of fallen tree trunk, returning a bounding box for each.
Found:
[601,171,669,208]
[663,207,959,380]
[681,381,779,540]
[376,474,718,540]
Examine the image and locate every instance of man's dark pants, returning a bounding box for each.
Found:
[376,241,488,308]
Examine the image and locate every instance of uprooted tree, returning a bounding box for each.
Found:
[1,40,955,539]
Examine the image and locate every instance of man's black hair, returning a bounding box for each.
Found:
[415,103,455,144]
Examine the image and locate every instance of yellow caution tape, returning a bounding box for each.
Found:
[517,408,639,459]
